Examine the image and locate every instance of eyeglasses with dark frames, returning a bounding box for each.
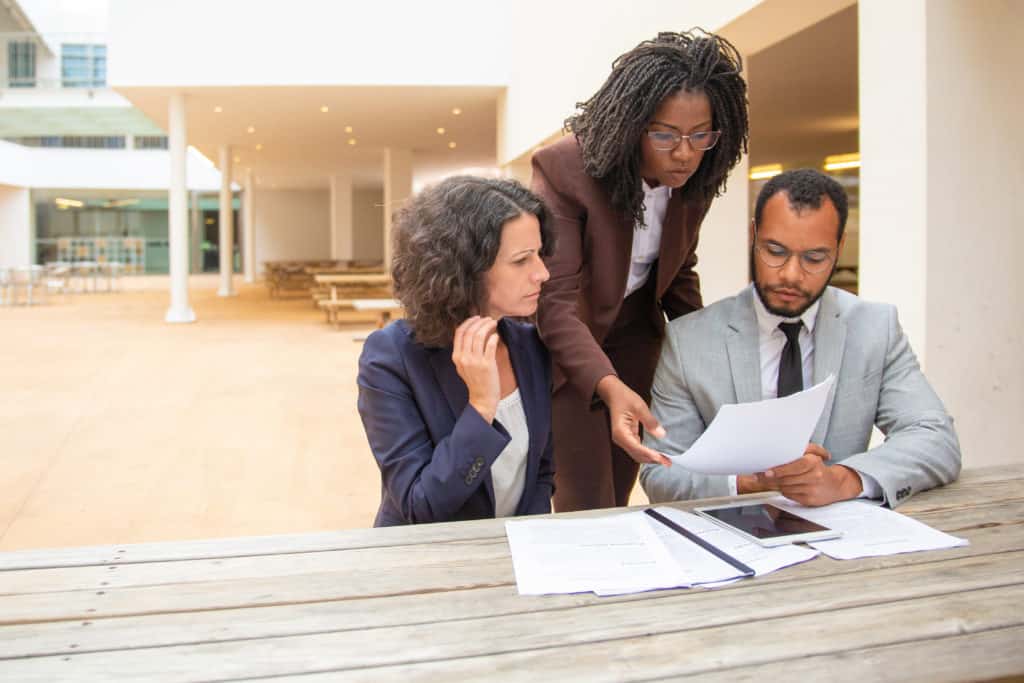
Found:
[646,129,721,152]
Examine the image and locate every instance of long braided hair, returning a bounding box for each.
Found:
[566,29,749,226]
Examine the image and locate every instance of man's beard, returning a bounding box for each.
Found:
[751,252,836,318]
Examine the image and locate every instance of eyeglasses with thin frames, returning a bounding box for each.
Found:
[646,129,721,152]
[753,234,836,275]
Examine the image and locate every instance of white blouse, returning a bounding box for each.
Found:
[491,388,529,518]
[624,180,671,297]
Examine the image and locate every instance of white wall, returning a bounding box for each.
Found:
[924,0,1023,468]
[108,0,510,88]
[860,0,1023,469]
[253,189,330,272]
[0,184,32,268]
[352,187,384,262]
[501,0,761,164]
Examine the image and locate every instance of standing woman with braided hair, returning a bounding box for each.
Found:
[532,29,749,511]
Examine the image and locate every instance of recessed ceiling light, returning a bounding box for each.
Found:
[214,106,223,113]
[436,127,445,135]
[448,141,457,149]
[452,107,462,116]
[233,156,240,163]
[320,105,329,113]
[247,125,256,134]
[348,138,357,146]
[255,143,263,151]
[344,125,353,133]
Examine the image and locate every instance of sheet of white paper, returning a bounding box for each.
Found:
[767,496,969,560]
[505,513,687,596]
[666,375,835,475]
[651,507,819,586]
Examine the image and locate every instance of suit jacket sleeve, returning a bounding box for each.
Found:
[357,330,511,523]
[638,320,734,502]
[835,306,962,507]
[531,148,617,399]
[525,425,555,515]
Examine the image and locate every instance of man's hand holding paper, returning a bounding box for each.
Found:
[740,442,864,506]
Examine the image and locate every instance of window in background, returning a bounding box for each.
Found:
[61,43,106,87]
[134,136,169,150]
[7,41,36,87]
[4,135,126,148]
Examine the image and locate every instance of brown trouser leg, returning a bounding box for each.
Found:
[552,278,663,512]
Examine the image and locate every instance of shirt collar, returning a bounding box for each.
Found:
[642,179,670,197]
[751,283,821,337]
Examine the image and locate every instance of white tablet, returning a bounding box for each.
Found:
[694,501,842,547]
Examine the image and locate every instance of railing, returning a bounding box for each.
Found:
[35,237,147,274]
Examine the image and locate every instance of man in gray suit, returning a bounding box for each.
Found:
[640,169,961,507]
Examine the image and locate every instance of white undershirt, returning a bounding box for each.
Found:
[491,389,529,518]
[726,286,880,499]
[624,181,670,297]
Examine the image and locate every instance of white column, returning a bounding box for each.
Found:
[243,167,256,283]
[859,0,1024,469]
[329,170,354,262]
[697,152,750,306]
[217,145,236,296]
[190,191,202,274]
[165,92,195,323]
[383,148,413,270]
[858,0,929,352]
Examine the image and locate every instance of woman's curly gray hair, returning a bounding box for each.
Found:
[391,176,554,347]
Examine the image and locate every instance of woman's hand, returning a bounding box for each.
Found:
[452,316,501,423]
[596,375,671,466]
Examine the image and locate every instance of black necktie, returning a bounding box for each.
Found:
[777,322,804,398]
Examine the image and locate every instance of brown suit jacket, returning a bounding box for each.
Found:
[532,135,707,398]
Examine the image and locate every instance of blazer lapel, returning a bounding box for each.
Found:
[811,288,846,444]
[726,288,762,404]
[656,190,688,296]
[427,346,466,427]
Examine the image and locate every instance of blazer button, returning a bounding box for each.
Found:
[474,457,485,467]
[464,475,473,485]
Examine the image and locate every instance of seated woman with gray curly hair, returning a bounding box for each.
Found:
[357,176,555,526]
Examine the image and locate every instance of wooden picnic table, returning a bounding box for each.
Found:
[1,464,1022,681]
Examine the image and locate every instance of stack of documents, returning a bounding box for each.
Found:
[504,508,818,596]
[768,496,969,559]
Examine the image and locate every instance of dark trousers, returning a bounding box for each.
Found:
[551,276,663,512]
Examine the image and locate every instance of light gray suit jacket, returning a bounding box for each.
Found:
[639,286,961,507]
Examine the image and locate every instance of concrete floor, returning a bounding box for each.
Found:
[1,275,647,551]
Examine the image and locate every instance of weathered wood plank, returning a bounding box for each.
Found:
[4,579,1023,682]
[0,538,511,595]
[1,465,1015,571]
[668,624,1024,683]
[258,624,1024,683]
[1,547,1020,661]
[2,484,1018,598]
[0,500,1020,625]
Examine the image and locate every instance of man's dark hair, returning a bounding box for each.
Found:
[754,168,849,241]
[391,176,554,347]
[565,29,749,225]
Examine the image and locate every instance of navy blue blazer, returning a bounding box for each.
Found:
[357,318,555,526]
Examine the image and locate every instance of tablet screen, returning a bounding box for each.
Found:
[701,503,830,539]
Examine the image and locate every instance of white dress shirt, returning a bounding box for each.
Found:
[624,181,670,297]
[491,389,529,518]
[726,286,880,499]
